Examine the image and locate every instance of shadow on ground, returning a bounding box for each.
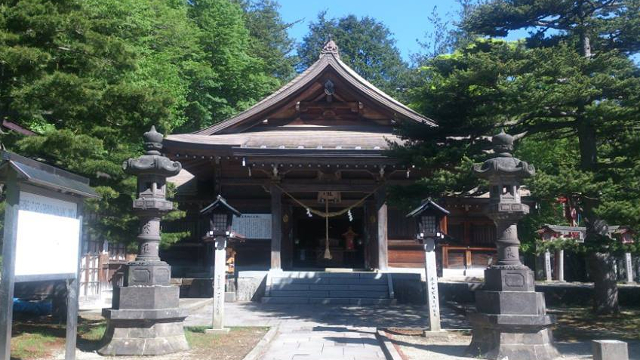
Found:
[209,302,469,329]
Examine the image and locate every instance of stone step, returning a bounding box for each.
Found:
[261,297,396,305]
[270,277,387,286]
[268,271,387,279]
[269,284,389,292]
[270,290,390,299]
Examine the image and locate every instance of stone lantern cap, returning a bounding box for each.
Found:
[122,126,182,177]
[200,195,242,217]
[473,130,535,180]
[406,198,450,219]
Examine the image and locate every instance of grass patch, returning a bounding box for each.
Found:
[185,326,270,360]
[185,326,269,351]
[9,318,267,360]
[11,331,64,360]
[10,316,106,360]
[11,318,65,360]
[551,306,640,341]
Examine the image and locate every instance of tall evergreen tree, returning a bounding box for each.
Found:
[0,0,282,246]
[186,0,278,131]
[399,0,640,314]
[0,0,206,244]
[297,12,410,99]
[463,0,640,315]
[235,0,298,83]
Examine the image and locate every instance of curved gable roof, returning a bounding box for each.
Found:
[195,41,436,135]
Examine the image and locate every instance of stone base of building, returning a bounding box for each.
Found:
[98,285,189,356]
[465,267,559,360]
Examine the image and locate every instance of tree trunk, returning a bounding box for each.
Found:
[588,253,619,314]
[577,114,619,313]
[577,116,597,171]
[576,27,619,313]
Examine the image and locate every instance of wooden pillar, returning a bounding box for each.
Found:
[364,200,376,270]
[270,184,282,271]
[375,187,388,271]
[281,204,293,270]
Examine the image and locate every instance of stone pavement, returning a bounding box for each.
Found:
[72,299,640,360]
[186,302,467,360]
[260,326,383,360]
[185,301,467,329]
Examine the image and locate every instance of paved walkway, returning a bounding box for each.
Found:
[186,301,467,329]
[187,302,467,360]
[261,326,383,360]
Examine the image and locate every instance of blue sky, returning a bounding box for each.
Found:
[277,0,527,61]
[276,0,639,64]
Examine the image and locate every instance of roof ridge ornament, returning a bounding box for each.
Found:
[320,39,340,59]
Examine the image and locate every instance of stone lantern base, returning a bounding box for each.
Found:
[466,267,559,360]
[98,284,189,356]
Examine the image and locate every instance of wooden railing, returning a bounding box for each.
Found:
[441,245,496,269]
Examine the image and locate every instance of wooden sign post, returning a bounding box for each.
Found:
[0,152,98,360]
[625,253,634,283]
[407,199,449,334]
[210,237,229,333]
[200,195,241,334]
[423,238,441,332]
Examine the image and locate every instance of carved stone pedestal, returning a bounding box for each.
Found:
[466,268,558,360]
[98,302,189,356]
[98,268,189,356]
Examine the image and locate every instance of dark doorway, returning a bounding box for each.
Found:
[292,207,365,269]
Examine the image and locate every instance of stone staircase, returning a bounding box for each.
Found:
[262,271,395,305]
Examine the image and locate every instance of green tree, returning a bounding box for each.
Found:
[297,12,410,98]
[235,0,298,83]
[413,1,477,64]
[399,0,640,313]
[0,0,207,245]
[463,0,640,314]
[185,0,278,131]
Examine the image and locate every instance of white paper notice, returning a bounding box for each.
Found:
[15,192,80,278]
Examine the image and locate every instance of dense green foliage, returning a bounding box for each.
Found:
[297,12,410,99]
[235,0,298,83]
[0,0,293,245]
[398,0,640,313]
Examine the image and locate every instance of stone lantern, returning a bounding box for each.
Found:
[407,199,449,333]
[408,198,449,242]
[99,126,189,356]
[466,131,557,360]
[201,195,241,333]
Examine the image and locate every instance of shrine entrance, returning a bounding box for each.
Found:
[291,206,365,269]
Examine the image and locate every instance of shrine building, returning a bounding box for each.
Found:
[161,41,497,292]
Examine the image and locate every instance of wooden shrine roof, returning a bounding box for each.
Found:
[193,41,435,136]
[165,41,435,158]
[165,125,403,153]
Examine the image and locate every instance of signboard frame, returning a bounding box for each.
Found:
[0,151,98,360]
[231,213,272,239]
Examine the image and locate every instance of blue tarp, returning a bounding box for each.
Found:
[13,298,52,316]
